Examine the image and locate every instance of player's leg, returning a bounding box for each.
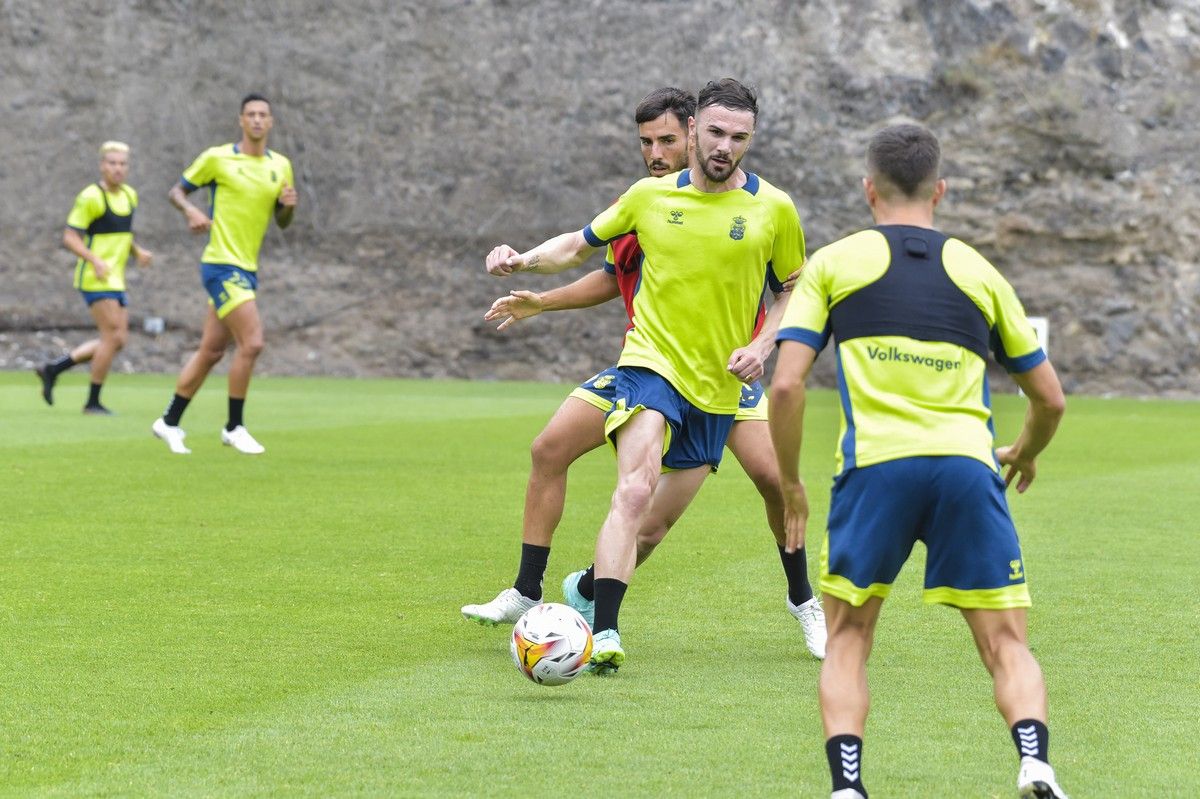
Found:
[462,395,607,625]
[725,417,826,657]
[82,298,128,413]
[633,466,711,565]
[219,298,266,454]
[35,294,105,406]
[820,595,881,799]
[153,306,229,454]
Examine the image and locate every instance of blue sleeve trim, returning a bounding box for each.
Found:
[582,225,611,247]
[1006,347,1046,374]
[67,225,86,234]
[742,172,760,195]
[180,177,199,192]
[766,262,785,294]
[776,326,828,351]
[676,171,692,188]
[603,260,617,275]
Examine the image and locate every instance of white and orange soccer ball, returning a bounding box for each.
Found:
[510,602,593,686]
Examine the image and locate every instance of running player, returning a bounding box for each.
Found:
[465,89,824,657]
[37,141,153,414]
[482,79,805,673]
[151,93,296,455]
[769,124,1068,799]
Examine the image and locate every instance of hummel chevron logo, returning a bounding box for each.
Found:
[840,742,860,781]
[1017,725,1039,756]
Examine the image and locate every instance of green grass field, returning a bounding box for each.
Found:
[1,371,1197,797]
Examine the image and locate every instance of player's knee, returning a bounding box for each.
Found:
[975,627,1030,672]
[110,328,129,350]
[199,345,225,367]
[530,430,572,473]
[239,337,265,359]
[613,472,655,516]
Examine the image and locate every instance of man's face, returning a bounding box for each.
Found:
[99,151,129,187]
[638,113,689,177]
[691,104,755,183]
[240,100,273,142]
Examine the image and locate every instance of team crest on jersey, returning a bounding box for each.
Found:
[667,210,684,225]
[730,216,746,240]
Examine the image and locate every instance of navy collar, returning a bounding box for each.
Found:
[677,169,760,194]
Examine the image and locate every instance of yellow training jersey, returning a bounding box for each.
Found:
[66,183,138,292]
[180,143,294,272]
[584,170,804,414]
[777,225,1045,474]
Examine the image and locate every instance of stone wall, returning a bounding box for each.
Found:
[2,0,1197,395]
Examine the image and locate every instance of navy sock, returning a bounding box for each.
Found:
[826,735,867,797]
[778,545,814,606]
[1012,719,1049,763]
[86,383,103,407]
[577,564,595,601]
[513,543,550,601]
[592,578,627,634]
[49,355,75,375]
[163,394,191,426]
[226,397,245,431]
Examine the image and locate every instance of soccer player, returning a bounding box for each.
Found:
[482,79,806,673]
[37,141,153,414]
[464,88,824,657]
[769,124,1068,799]
[151,93,296,455]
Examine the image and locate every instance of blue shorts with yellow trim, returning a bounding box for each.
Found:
[81,290,127,307]
[820,455,1031,610]
[201,263,258,319]
[573,365,766,423]
[604,366,734,471]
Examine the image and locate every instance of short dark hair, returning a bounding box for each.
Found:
[696,78,758,122]
[867,124,941,199]
[635,87,695,130]
[241,93,271,112]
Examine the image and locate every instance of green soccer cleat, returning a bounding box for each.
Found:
[586,629,624,675]
[561,569,595,629]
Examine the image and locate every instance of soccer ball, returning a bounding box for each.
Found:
[510,602,593,686]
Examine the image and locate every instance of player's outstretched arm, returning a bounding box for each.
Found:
[996,360,1066,493]
[62,227,110,281]
[769,339,818,553]
[485,231,597,276]
[484,269,620,331]
[168,183,212,234]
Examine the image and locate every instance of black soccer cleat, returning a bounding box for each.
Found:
[35,364,56,406]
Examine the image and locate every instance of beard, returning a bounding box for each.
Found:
[699,151,739,183]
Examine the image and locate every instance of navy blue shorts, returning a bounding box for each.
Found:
[603,366,735,471]
[200,263,258,319]
[821,456,1031,609]
[81,290,127,307]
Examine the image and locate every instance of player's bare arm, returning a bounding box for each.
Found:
[62,227,110,281]
[275,182,297,229]
[485,230,597,276]
[727,286,794,382]
[996,360,1066,493]
[132,240,154,268]
[485,269,621,331]
[768,338,818,552]
[168,183,212,234]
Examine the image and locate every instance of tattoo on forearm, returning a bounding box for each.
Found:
[524,254,540,271]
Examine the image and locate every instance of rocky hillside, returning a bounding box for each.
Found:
[2,0,1197,396]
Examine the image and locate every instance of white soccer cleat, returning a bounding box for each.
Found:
[1018,756,1069,799]
[221,425,265,455]
[151,417,191,454]
[831,790,867,799]
[586,628,625,675]
[461,587,537,626]
[788,596,828,659]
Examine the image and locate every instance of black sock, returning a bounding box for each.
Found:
[226,397,245,431]
[778,545,814,606]
[826,735,867,797]
[1012,719,1049,763]
[577,564,596,601]
[163,394,191,426]
[513,543,550,601]
[49,355,75,375]
[592,578,627,634]
[86,383,103,407]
